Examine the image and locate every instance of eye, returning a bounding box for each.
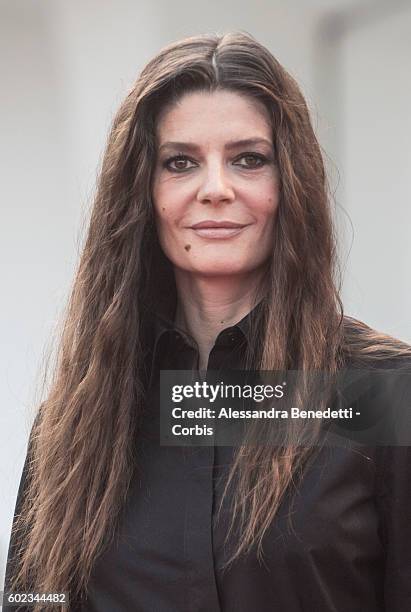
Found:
[163,154,197,173]
[233,153,268,169]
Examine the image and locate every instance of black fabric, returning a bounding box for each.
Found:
[4,301,411,611]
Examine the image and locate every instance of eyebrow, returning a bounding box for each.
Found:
[158,138,273,153]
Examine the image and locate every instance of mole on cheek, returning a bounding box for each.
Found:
[162,207,166,211]
[184,244,191,252]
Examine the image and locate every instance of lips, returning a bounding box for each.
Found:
[190,220,247,229]
[188,220,250,240]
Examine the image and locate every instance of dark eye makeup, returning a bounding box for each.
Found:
[161,152,271,173]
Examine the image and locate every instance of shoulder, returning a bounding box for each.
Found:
[341,315,411,371]
[334,317,411,445]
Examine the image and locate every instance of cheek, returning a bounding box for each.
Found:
[255,193,280,226]
[154,213,172,245]
[153,178,185,224]
[153,187,173,235]
[265,178,281,217]
[153,205,182,254]
[152,176,173,218]
[246,173,280,213]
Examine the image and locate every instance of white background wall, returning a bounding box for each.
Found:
[1,0,410,587]
[341,6,411,337]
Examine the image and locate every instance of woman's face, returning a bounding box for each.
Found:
[152,89,280,278]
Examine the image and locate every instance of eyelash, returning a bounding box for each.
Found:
[162,152,270,173]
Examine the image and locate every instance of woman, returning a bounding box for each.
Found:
[5,31,411,611]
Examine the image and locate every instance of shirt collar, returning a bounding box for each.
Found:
[147,299,262,392]
[148,291,265,349]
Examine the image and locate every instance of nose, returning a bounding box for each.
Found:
[196,161,235,205]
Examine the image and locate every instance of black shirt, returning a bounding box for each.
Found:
[4,301,411,611]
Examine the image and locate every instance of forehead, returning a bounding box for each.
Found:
[155,89,272,144]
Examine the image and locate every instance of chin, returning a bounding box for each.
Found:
[187,261,250,276]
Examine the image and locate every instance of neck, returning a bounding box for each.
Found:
[174,268,266,371]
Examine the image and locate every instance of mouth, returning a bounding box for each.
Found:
[189,226,248,239]
[188,220,250,239]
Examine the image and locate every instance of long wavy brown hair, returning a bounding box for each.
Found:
[9,31,411,609]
